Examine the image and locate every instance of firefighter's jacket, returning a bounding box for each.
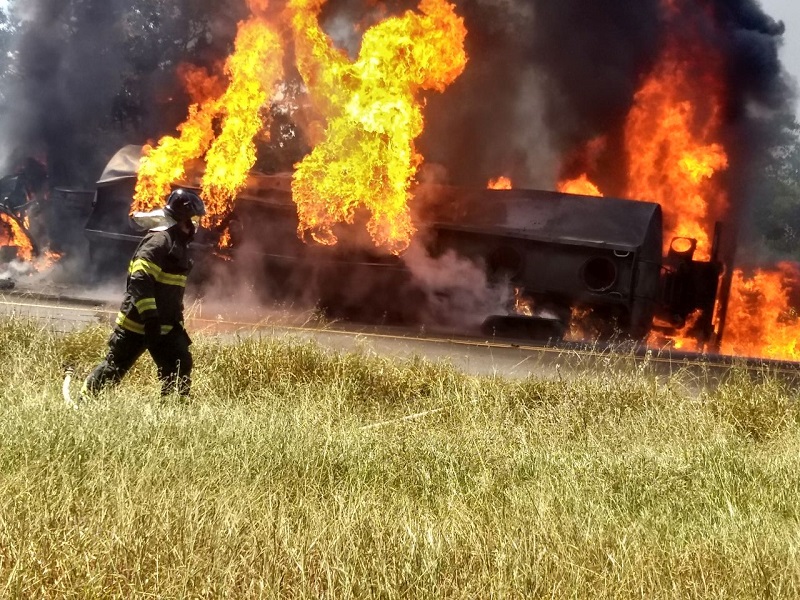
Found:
[115,227,192,336]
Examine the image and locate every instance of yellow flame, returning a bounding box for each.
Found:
[133,79,220,213]
[488,176,512,190]
[558,174,603,197]
[133,6,284,229]
[513,287,533,316]
[202,17,283,228]
[289,0,467,254]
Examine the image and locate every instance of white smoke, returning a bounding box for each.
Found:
[0,258,31,282]
[401,239,510,332]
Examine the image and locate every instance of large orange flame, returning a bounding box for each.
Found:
[557,174,602,197]
[621,2,800,360]
[558,5,729,261]
[133,2,284,229]
[0,212,34,261]
[488,176,513,190]
[624,39,729,261]
[722,263,800,361]
[289,0,467,254]
[557,6,800,361]
[552,1,740,354]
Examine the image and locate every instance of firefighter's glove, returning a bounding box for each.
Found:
[144,319,161,349]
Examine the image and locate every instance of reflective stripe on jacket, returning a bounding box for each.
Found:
[115,228,192,336]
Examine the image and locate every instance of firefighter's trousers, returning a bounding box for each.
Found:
[83,326,193,398]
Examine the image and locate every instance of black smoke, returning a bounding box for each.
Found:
[418,0,666,188]
[0,0,244,186]
[418,0,793,191]
[2,0,127,184]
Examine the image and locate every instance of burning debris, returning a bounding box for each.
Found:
[557,174,602,197]
[0,210,34,262]
[0,181,45,284]
[0,156,82,283]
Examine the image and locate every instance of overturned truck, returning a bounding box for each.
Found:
[84,146,727,349]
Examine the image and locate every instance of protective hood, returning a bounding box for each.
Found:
[131,208,177,232]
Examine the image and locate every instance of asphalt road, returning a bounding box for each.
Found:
[1,280,798,391]
[0,283,572,379]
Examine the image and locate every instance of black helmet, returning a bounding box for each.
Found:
[164,188,206,223]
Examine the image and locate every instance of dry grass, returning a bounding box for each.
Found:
[0,317,799,598]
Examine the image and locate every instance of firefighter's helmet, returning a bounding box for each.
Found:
[164,188,206,223]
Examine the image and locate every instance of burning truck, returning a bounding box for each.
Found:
[78,0,793,360]
[0,157,92,285]
[85,143,725,349]
[0,158,46,265]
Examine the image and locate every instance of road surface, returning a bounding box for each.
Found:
[1,279,798,390]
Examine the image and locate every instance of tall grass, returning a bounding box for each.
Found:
[0,316,798,598]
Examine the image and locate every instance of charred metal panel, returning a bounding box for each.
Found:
[417,186,663,252]
[226,191,306,259]
[423,186,663,336]
[85,178,138,238]
[84,177,141,276]
[43,187,95,254]
[96,145,145,185]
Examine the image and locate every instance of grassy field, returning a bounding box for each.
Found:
[0,317,798,598]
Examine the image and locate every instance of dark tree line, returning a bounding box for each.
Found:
[750,116,800,261]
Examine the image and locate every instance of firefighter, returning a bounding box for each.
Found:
[82,188,206,401]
